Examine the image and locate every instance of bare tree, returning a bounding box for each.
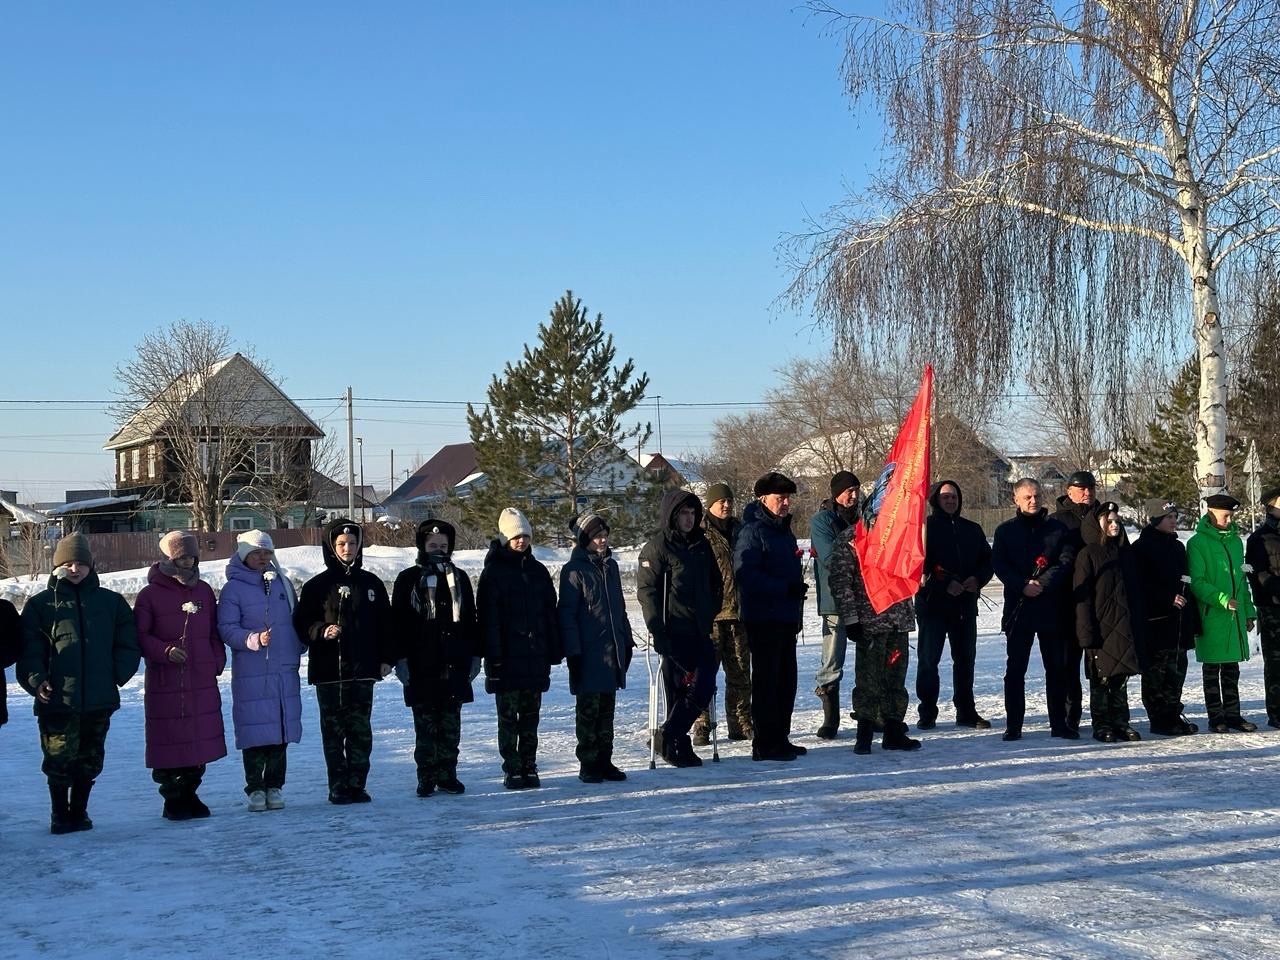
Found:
[790,1,1280,497]
[111,320,315,531]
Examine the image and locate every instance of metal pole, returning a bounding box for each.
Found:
[357,437,365,521]
[346,387,355,518]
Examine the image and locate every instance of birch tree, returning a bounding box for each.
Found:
[790,0,1280,496]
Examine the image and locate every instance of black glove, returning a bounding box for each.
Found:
[787,581,809,600]
[567,654,582,681]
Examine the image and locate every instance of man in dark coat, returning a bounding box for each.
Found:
[478,507,561,789]
[294,518,395,804]
[811,471,860,738]
[1050,470,1102,735]
[1074,501,1144,742]
[391,518,479,797]
[19,533,140,833]
[1246,485,1280,728]
[1,597,20,731]
[693,482,751,744]
[915,480,994,730]
[1133,498,1200,735]
[991,479,1074,741]
[734,472,807,762]
[559,512,634,783]
[637,489,720,768]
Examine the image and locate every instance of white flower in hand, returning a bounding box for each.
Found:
[54,567,69,580]
[1243,563,1255,574]
[181,601,198,614]
[263,571,276,583]
[338,586,351,600]
[1180,575,1192,584]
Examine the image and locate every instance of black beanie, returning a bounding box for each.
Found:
[830,471,860,498]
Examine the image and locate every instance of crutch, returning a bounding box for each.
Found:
[709,684,721,762]
[644,637,667,770]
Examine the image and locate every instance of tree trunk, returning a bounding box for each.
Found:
[1193,256,1228,499]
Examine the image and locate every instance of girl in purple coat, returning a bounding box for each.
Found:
[217,530,305,813]
[134,531,227,821]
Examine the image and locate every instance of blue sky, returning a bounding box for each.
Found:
[0,2,885,501]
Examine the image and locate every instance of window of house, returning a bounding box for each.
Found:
[131,448,140,480]
[228,516,252,531]
[200,442,219,473]
[147,444,157,479]
[118,452,127,482]
[255,442,274,476]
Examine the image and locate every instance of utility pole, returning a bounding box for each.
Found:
[357,437,365,521]
[346,387,355,519]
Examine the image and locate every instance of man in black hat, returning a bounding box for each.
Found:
[734,472,807,760]
[1049,469,1101,737]
[810,470,861,738]
[1246,485,1280,728]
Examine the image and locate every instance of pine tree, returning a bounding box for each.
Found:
[1129,357,1203,511]
[463,291,655,545]
[1233,295,1280,492]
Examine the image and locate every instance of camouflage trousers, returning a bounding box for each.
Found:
[1202,662,1243,724]
[1089,675,1133,732]
[1257,607,1280,724]
[152,764,206,801]
[38,710,111,787]
[242,744,288,795]
[575,691,616,768]
[315,680,375,791]
[1140,648,1190,726]
[851,630,910,726]
[412,702,462,788]
[693,620,753,740]
[495,690,541,775]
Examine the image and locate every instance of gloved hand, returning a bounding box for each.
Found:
[787,581,809,600]
[567,654,582,682]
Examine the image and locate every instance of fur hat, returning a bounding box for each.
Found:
[416,518,456,558]
[704,482,733,509]
[753,471,797,498]
[236,529,276,560]
[159,530,200,561]
[52,533,93,569]
[498,507,532,543]
[830,471,860,499]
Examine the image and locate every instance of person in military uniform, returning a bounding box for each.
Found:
[1245,485,1280,728]
[294,518,395,804]
[811,471,861,738]
[692,482,751,745]
[1133,499,1200,735]
[391,519,479,797]
[18,533,140,834]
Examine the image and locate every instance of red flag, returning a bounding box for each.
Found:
[855,365,933,614]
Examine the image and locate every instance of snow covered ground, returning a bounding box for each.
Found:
[5,545,1280,959]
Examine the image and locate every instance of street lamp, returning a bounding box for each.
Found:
[356,437,365,521]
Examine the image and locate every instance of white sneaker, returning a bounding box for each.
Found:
[247,790,268,813]
[265,788,285,810]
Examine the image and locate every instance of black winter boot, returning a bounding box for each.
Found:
[816,684,840,739]
[68,780,94,832]
[882,721,922,751]
[49,784,74,835]
[853,721,874,755]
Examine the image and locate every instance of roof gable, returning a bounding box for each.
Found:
[385,443,478,504]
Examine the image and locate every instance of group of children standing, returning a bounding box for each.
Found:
[2,507,634,833]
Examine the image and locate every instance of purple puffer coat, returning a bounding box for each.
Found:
[217,554,305,750]
[135,566,228,770]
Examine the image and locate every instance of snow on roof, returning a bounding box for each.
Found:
[47,494,142,515]
[0,497,48,524]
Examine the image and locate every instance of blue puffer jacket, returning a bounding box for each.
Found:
[734,501,804,624]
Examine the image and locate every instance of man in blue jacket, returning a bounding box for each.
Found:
[735,471,807,761]
[811,471,860,738]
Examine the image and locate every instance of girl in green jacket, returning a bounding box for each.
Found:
[1187,495,1258,733]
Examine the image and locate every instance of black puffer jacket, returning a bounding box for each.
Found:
[293,518,395,685]
[1073,515,1142,679]
[1,598,20,727]
[637,489,720,661]
[478,540,561,694]
[1133,523,1200,652]
[558,544,634,695]
[1246,515,1280,609]
[991,508,1074,632]
[916,480,993,620]
[391,520,480,707]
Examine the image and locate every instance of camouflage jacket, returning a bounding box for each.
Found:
[703,514,741,622]
[827,527,915,636]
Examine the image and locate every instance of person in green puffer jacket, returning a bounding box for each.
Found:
[1186,494,1258,734]
[18,534,140,834]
